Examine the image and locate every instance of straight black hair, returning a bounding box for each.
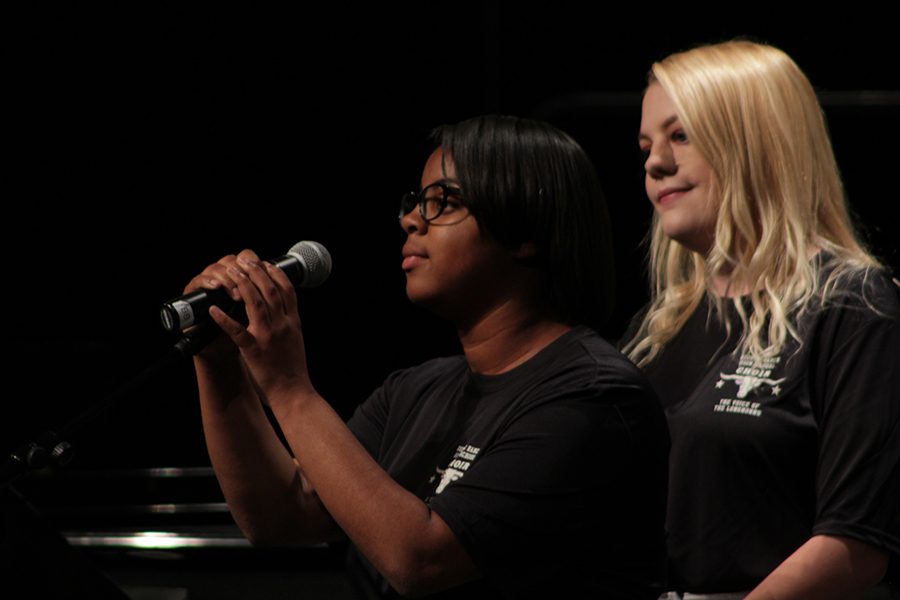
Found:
[432,115,615,331]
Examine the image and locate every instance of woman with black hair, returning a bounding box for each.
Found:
[187,115,668,598]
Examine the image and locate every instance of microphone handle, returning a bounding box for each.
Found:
[159,255,303,333]
[268,254,305,287]
[160,287,234,332]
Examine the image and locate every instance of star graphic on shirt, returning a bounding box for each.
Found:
[772,384,782,396]
[716,379,725,389]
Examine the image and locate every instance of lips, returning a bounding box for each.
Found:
[402,245,428,271]
[657,186,692,205]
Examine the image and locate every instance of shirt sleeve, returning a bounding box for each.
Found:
[810,276,900,557]
[345,370,402,461]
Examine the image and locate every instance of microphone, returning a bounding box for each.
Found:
[160,240,332,332]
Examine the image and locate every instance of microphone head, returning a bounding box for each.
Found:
[288,240,332,287]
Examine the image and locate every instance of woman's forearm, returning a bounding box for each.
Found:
[746,534,888,600]
[195,356,341,544]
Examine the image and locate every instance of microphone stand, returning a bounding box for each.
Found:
[0,321,221,489]
[0,323,223,599]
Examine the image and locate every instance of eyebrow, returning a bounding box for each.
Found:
[421,178,462,191]
[638,114,679,143]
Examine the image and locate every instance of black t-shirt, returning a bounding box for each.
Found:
[631,268,900,592]
[346,326,669,599]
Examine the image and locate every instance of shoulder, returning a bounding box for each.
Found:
[799,262,900,349]
[816,258,899,318]
[500,329,669,481]
[395,355,468,379]
[799,262,899,389]
[348,355,469,445]
[379,355,469,395]
[542,326,654,391]
[521,328,665,436]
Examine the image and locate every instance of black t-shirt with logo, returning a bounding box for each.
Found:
[346,326,669,599]
[634,268,900,593]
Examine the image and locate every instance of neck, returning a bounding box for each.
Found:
[707,245,823,298]
[709,271,745,297]
[456,300,572,375]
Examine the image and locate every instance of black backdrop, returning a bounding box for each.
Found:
[7,6,898,470]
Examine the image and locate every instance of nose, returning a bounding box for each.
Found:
[399,206,428,235]
[645,143,676,179]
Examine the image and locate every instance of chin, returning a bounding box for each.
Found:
[661,223,710,253]
[405,284,458,321]
[405,280,435,306]
[667,231,714,255]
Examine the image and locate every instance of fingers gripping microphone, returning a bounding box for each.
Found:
[160,241,332,332]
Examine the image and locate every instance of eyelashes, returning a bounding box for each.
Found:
[639,129,688,165]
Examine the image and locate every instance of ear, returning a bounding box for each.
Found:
[511,242,538,260]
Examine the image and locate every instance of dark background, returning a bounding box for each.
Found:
[6,6,898,471]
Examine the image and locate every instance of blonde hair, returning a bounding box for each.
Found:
[625,40,881,366]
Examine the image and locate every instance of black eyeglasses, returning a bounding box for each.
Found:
[399,182,468,224]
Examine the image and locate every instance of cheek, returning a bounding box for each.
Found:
[700,180,719,216]
[645,176,659,208]
[704,199,721,228]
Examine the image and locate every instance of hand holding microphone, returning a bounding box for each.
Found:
[162,240,332,333]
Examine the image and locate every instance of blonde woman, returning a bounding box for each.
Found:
[625,41,899,599]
